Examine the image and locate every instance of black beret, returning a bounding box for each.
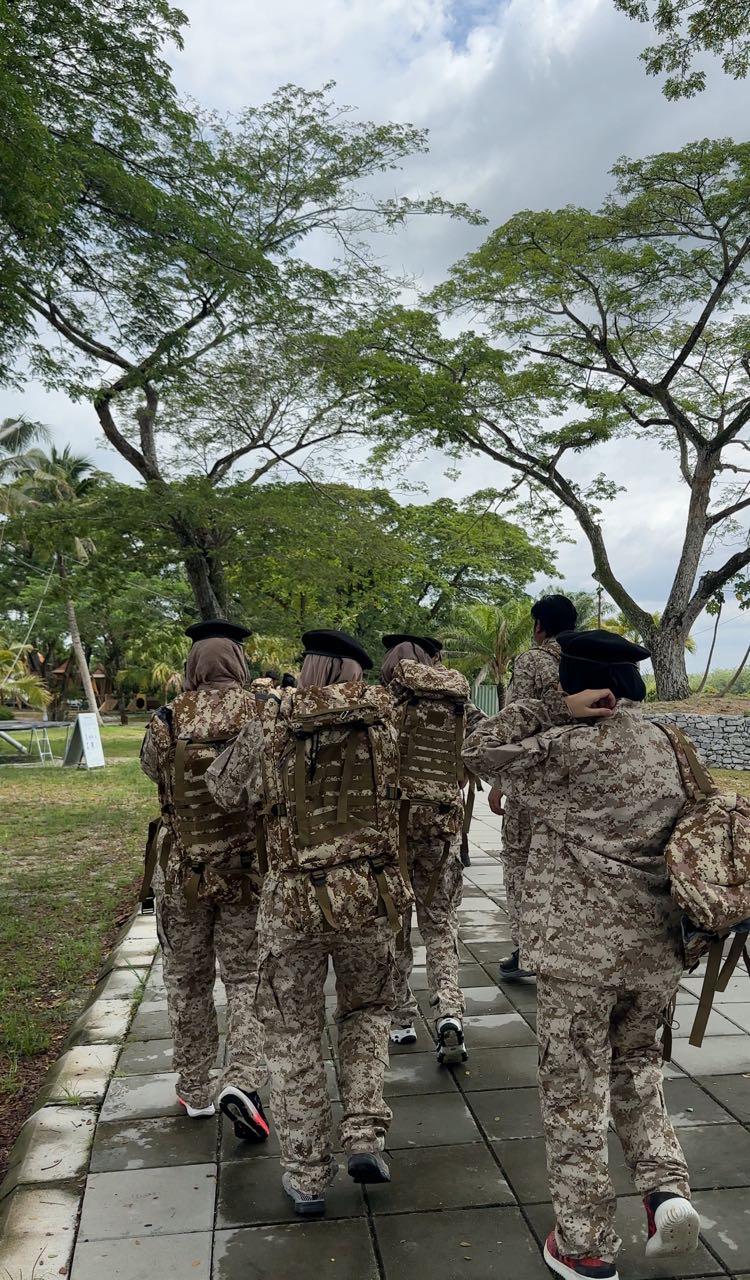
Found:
[302,628,373,670]
[382,632,434,652]
[421,636,443,657]
[556,629,650,664]
[184,619,252,645]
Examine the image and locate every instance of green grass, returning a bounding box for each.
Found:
[0,724,154,1098]
[713,768,750,798]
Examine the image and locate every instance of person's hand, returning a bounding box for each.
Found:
[564,689,616,719]
[488,785,504,816]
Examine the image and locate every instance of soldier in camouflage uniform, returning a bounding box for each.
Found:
[140,619,269,1142]
[495,594,577,982]
[381,634,469,1065]
[206,629,405,1217]
[463,630,699,1280]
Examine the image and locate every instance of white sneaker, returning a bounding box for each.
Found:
[178,1097,216,1118]
[436,1016,468,1065]
[390,1024,418,1046]
[644,1193,700,1257]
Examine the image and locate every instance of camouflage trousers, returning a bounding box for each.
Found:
[257,899,396,1196]
[500,797,530,949]
[537,974,690,1262]
[155,871,266,1109]
[392,837,464,1028]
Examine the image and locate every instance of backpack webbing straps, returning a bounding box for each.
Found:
[183,866,203,913]
[337,732,359,825]
[371,861,402,934]
[173,739,189,805]
[689,937,724,1047]
[461,774,477,867]
[660,994,676,1063]
[716,931,749,992]
[664,724,715,797]
[255,813,269,875]
[454,703,465,777]
[424,840,453,907]
[294,739,311,845]
[310,871,337,931]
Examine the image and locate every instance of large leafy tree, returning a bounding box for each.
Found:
[6,78,475,616]
[614,0,750,99]
[0,0,188,373]
[339,139,750,699]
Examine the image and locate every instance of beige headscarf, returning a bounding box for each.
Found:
[184,638,248,691]
[381,640,432,686]
[297,654,363,689]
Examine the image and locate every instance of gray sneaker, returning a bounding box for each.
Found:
[282,1171,327,1218]
[347,1152,391,1184]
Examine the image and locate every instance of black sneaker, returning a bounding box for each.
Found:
[544,1231,618,1279]
[347,1152,391,1184]
[498,947,535,982]
[436,1016,468,1065]
[218,1085,270,1142]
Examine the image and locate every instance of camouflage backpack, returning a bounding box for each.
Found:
[259,681,410,934]
[388,659,471,883]
[168,686,261,906]
[658,722,750,1045]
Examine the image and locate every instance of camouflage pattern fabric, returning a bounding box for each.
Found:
[537,974,690,1262]
[256,880,395,1194]
[389,659,470,842]
[141,686,260,906]
[462,694,687,985]
[501,639,561,946]
[393,835,465,1026]
[154,865,266,1109]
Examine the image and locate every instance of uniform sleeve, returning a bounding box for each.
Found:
[462,693,573,795]
[140,714,171,785]
[205,719,265,810]
[506,649,559,705]
[465,701,487,736]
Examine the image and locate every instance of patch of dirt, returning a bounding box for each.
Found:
[649,695,750,716]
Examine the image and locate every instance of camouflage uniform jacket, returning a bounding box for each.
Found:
[462,695,689,985]
[505,637,561,707]
[140,686,260,904]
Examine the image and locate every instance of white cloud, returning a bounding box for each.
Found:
[4,0,750,665]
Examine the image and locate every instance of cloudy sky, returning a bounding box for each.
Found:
[6,0,750,668]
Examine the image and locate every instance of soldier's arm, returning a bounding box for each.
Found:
[140,709,172,784]
[462,693,572,787]
[464,701,487,735]
[205,718,265,810]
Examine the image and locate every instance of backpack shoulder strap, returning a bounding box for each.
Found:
[689,936,724,1047]
[655,721,715,799]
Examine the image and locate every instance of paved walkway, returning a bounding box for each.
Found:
[7,795,750,1279]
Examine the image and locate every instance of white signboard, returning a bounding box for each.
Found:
[62,713,106,769]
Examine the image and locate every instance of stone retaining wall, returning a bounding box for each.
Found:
[644,711,750,770]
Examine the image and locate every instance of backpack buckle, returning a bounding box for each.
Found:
[310,869,328,887]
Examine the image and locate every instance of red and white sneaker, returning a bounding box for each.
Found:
[644,1192,700,1257]
[218,1085,270,1142]
[178,1097,216,1119]
[544,1231,618,1280]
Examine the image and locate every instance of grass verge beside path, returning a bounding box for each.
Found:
[713,768,750,797]
[0,724,154,1181]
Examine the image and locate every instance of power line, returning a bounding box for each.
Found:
[0,557,57,689]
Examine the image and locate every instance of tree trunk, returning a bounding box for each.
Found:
[170,515,228,620]
[57,555,103,724]
[695,603,723,694]
[649,628,691,701]
[496,680,506,708]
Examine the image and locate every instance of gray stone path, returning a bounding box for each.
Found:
[3,794,750,1279]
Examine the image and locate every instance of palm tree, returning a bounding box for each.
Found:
[8,444,103,723]
[0,638,52,712]
[442,599,534,704]
[0,417,50,478]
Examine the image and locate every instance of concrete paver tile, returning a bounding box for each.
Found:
[692,1187,750,1271]
[127,1007,175,1040]
[420,985,515,1017]
[39,1044,120,1104]
[462,1012,537,1048]
[677,1122,750,1188]
[217,1157,365,1227]
[382,1050,456,1097]
[493,1134,634,1204]
[451,1044,540,1091]
[719,1002,750,1033]
[77,1162,216,1240]
[366,1143,515,1214]
[671,1037,750,1076]
[93,968,150,1000]
[71,1231,213,1279]
[468,1087,544,1141]
[697,1072,750,1122]
[3,1105,96,1195]
[90,1115,219,1172]
[388,1092,480,1148]
[374,1205,550,1280]
[0,1182,80,1280]
[67,998,134,1046]
[100,1071,181,1121]
[213,1218,379,1280]
[680,974,750,1003]
[663,1076,744,1126]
